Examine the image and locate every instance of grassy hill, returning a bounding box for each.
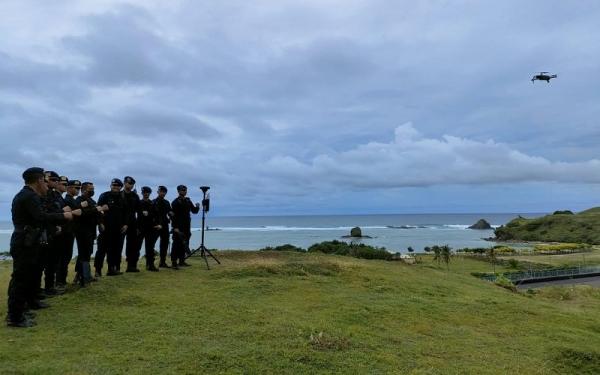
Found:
[1,252,600,374]
[494,208,600,244]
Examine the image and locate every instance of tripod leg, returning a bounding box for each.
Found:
[205,248,221,264]
[201,246,210,270]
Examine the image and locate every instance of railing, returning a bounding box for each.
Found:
[480,266,600,283]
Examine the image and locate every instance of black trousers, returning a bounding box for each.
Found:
[7,243,41,319]
[94,233,106,272]
[56,233,74,285]
[153,225,170,264]
[125,224,141,268]
[140,229,157,266]
[99,228,125,270]
[44,236,62,290]
[171,231,191,263]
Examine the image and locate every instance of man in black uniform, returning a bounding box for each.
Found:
[97,179,127,276]
[171,185,200,270]
[57,179,80,290]
[138,186,160,271]
[6,167,73,327]
[42,171,69,295]
[122,176,141,273]
[153,186,173,268]
[74,182,107,285]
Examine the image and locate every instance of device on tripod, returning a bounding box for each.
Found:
[185,186,220,269]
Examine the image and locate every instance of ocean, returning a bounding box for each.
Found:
[0,213,542,255]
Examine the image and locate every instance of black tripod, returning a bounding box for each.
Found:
[186,186,220,269]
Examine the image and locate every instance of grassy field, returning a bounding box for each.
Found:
[498,246,600,267]
[1,251,600,374]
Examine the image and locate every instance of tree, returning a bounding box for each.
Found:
[432,246,442,266]
[487,247,497,274]
[440,245,452,271]
[407,246,414,254]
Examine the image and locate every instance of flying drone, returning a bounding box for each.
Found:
[531,72,557,83]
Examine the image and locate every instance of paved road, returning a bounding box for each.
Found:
[516,276,600,289]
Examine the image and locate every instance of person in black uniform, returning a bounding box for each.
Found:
[56,179,80,290]
[97,178,127,276]
[42,171,69,295]
[170,185,200,269]
[122,176,141,273]
[6,167,73,327]
[153,186,173,268]
[74,182,107,285]
[138,186,161,271]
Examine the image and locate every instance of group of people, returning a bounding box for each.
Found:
[6,167,202,328]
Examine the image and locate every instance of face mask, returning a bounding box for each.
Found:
[88,190,95,197]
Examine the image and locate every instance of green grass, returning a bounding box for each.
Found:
[499,246,600,267]
[1,251,600,374]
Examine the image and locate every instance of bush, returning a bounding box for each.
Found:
[259,244,306,252]
[494,275,517,292]
[308,241,391,260]
[533,243,590,253]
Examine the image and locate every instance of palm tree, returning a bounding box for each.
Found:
[440,245,452,271]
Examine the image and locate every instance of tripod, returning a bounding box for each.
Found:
[186,186,220,269]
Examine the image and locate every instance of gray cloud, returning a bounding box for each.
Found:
[1,1,600,217]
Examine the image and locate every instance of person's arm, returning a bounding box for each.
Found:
[171,200,180,231]
[190,198,200,214]
[26,194,69,224]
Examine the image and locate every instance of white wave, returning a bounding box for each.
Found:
[197,225,389,232]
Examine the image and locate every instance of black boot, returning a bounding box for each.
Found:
[147,263,159,272]
[159,261,170,268]
[6,314,36,328]
[171,262,179,270]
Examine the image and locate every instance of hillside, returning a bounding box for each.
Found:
[1,252,600,374]
[494,208,600,244]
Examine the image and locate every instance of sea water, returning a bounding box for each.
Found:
[0,213,542,256]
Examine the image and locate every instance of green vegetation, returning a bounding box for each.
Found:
[2,251,600,374]
[533,243,591,254]
[495,208,600,244]
[307,240,392,260]
[259,243,306,252]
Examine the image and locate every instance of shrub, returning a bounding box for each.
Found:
[494,275,517,292]
[507,259,519,269]
[259,244,306,252]
[308,241,391,260]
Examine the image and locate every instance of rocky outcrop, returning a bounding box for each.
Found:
[468,219,492,230]
[350,227,362,237]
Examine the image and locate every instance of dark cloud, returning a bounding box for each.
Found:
[1,1,600,217]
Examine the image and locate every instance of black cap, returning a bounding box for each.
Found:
[124,176,136,185]
[158,185,167,193]
[111,178,124,187]
[22,167,45,181]
[59,176,69,184]
[141,186,152,194]
[68,180,82,187]
[44,171,59,179]
[177,185,187,191]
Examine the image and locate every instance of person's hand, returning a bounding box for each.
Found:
[174,228,180,233]
[56,226,62,234]
[142,211,148,216]
[154,225,162,230]
[63,206,72,212]
[101,204,109,211]
[72,209,82,216]
[96,206,104,212]
[168,211,174,217]
[121,225,128,234]
[64,212,73,220]
[195,202,200,208]
[99,224,105,232]
[81,201,89,208]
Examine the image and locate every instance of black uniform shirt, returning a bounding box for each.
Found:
[171,197,200,232]
[11,186,65,248]
[153,197,172,227]
[97,191,126,230]
[74,196,99,238]
[122,190,140,227]
[138,199,159,231]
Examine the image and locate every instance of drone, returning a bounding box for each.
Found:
[531,72,557,83]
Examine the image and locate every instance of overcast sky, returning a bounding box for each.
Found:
[2,1,600,217]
